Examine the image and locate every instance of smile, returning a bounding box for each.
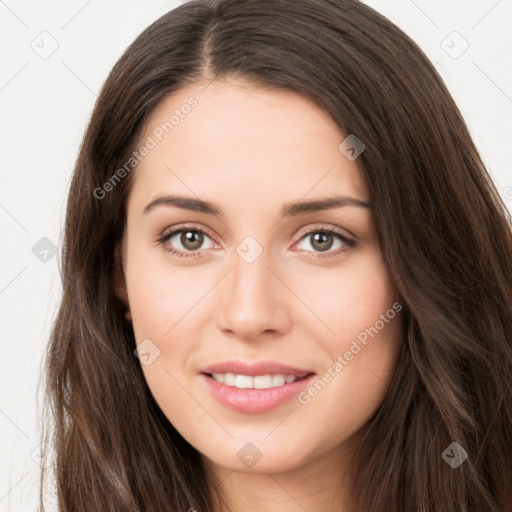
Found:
[210,372,300,389]
[200,372,316,414]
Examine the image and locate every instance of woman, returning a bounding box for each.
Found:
[40,0,512,510]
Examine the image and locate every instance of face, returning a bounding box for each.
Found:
[116,78,404,475]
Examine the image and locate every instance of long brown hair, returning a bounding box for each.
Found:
[40,0,512,510]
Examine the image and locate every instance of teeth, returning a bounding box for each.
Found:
[211,373,298,389]
[272,374,285,387]
[212,372,225,383]
[254,375,273,389]
[235,375,253,388]
[224,373,236,386]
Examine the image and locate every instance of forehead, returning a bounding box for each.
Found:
[129,78,368,213]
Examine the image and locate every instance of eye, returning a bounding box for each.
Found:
[157,224,217,259]
[293,225,355,259]
[156,223,356,260]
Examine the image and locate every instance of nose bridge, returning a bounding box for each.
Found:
[231,245,271,300]
[217,239,289,337]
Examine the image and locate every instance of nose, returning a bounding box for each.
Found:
[216,247,292,341]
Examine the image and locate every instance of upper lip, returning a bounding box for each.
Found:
[201,360,315,378]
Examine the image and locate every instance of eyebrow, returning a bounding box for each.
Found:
[142,194,371,218]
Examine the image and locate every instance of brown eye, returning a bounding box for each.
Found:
[180,230,204,251]
[309,232,334,252]
[157,226,217,258]
[293,226,356,259]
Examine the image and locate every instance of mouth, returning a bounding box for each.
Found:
[202,372,315,389]
[199,362,317,413]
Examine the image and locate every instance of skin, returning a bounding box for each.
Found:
[115,77,404,512]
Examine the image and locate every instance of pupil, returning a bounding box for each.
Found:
[311,232,333,252]
[181,231,203,250]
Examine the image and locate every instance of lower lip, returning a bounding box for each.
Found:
[200,373,316,413]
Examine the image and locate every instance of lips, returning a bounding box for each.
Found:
[199,360,317,413]
[201,360,314,378]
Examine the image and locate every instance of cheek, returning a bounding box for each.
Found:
[125,243,203,339]
[125,247,203,425]
[293,249,404,423]
[293,248,398,343]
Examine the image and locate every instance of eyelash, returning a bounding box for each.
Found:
[156,223,356,260]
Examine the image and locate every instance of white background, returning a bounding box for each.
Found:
[1,1,511,510]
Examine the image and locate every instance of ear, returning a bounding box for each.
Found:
[114,241,131,321]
